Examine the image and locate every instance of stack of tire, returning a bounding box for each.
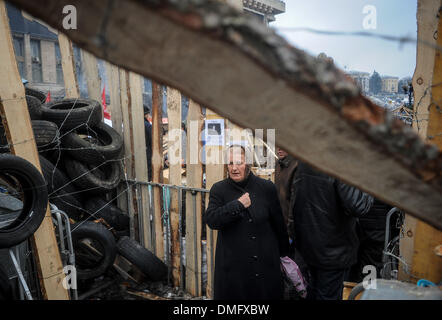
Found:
[18,88,166,285]
[17,88,127,230]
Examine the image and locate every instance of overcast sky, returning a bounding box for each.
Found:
[271,0,417,79]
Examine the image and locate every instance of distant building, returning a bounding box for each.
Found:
[381,76,399,93]
[347,71,370,93]
[6,2,64,96]
[243,0,286,24]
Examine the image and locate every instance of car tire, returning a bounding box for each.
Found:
[116,236,167,281]
[26,95,43,120]
[39,156,84,220]
[0,154,48,249]
[25,87,46,104]
[71,221,116,280]
[32,120,60,153]
[64,158,121,195]
[84,197,129,231]
[41,98,102,132]
[61,122,123,165]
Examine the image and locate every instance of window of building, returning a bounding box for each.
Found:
[54,42,64,84]
[12,35,26,79]
[30,39,43,83]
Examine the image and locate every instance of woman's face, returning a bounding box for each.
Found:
[227,149,247,182]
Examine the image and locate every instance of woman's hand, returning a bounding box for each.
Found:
[238,192,251,208]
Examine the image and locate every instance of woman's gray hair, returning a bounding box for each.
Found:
[224,144,254,166]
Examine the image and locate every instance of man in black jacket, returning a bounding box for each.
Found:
[291,162,373,300]
[144,104,152,181]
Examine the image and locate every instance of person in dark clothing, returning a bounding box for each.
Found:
[348,199,400,283]
[205,145,290,300]
[144,104,152,181]
[275,147,298,241]
[291,162,373,300]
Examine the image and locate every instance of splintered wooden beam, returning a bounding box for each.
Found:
[57,33,79,98]
[185,99,204,296]
[204,109,225,299]
[152,81,165,261]
[9,0,442,229]
[166,86,182,286]
[81,50,101,102]
[398,0,442,283]
[128,72,153,250]
[0,0,69,300]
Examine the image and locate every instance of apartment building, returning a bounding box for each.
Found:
[382,76,399,94]
[6,2,64,96]
[348,71,370,94]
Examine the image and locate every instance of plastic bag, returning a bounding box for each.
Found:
[280,256,307,299]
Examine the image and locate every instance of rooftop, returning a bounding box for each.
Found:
[243,0,285,15]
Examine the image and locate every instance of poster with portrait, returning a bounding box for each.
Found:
[205,119,225,146]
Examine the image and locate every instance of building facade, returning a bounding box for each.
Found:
[347,71,370,94]
[6,2,64,96]
[242,0,285,24]
[382,76,399,93]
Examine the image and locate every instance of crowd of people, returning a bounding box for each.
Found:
[204,144,399,300]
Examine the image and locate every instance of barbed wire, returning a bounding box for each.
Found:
[273,27,442,52]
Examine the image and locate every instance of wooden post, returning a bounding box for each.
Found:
[166,87,182,287]
[128,72,152,250]
[81,50,101,102]
[58,33,79,98]
[152,81,164,261]
[104,63,122,132]
[399,0,442,283]
[204,109,225,299]
[104,62,128,212]
[185,99,204,296]
[119,69,137,239]
[0,0,69,299]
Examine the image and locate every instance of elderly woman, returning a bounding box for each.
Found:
[205,145,289,300]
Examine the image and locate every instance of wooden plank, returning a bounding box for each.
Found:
[105,63,123,133]
[81,50,101,102]
[185,99,204,296]
[412,0,439,139]
[166,86,182,287]
[399,0,442,283]
[204,109,225,299]
[0,0,69,300]
[152,81,164,261]
[128,72,152,250]
[58,33,79,98]
[104,62,128,212]
[407,0,442,283]
[410,221,442,282]
[119,69,137,239]
[9,0,442,230]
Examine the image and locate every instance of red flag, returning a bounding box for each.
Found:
[45,91,51,103]
[102,85,111,120]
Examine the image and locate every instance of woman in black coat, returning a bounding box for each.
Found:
[205,146,289,300]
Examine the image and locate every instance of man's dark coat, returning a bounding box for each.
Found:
[291,162,373,270]
[205,173,290,300]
